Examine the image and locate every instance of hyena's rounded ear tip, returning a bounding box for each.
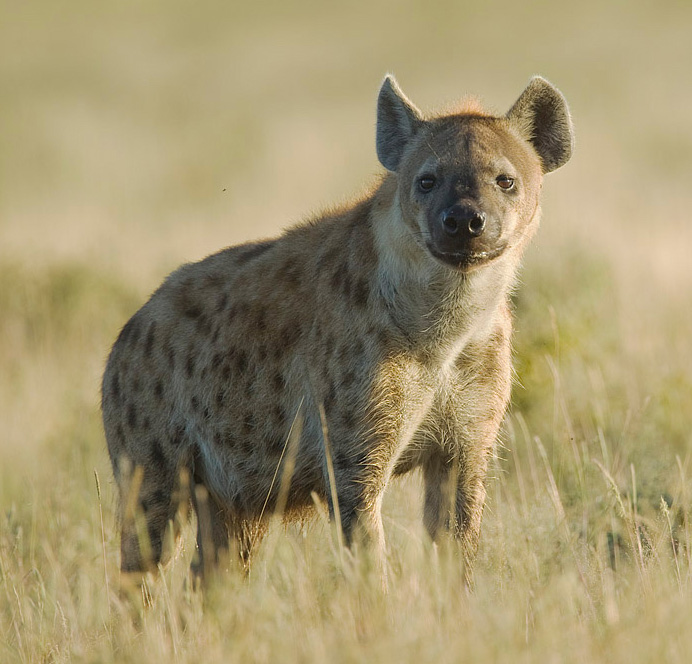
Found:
[380,73,398,92]
[529,76,572,108]
[529,74,549,83]
[527,75,560,92]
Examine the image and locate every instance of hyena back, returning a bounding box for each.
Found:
[102,75,573,581]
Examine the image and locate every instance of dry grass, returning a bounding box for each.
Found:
[2,1,692,662]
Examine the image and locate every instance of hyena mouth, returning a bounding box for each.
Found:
[426,243,508,271]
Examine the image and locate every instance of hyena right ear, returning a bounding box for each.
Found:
[506,76,574,173]
[376,75,423,172]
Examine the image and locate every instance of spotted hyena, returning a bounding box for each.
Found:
[102,75,573,583]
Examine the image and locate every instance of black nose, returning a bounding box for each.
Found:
[441,205,486,238]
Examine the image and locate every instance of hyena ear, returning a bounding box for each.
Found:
[506,76,574,173]
[376,75,423,172]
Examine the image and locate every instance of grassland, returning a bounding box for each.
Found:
[2,1,692,662]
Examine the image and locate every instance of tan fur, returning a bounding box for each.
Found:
[102,75,573,584]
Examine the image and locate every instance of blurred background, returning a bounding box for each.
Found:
[2,1,692,660]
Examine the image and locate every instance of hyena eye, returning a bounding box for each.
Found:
[496,175,515,190]
[418,176,436,192]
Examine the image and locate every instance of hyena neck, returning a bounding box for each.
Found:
[370,181,519,363]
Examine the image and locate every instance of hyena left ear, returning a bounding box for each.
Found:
[506,76,574,173]
[376,75,423,172]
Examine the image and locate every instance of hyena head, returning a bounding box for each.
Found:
[376,75,574,272]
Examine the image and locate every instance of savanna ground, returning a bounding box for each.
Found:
[2,1,692,662]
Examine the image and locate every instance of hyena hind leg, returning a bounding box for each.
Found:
[191,484,267,581]
[118,463,183,575]
[422,452,456,542]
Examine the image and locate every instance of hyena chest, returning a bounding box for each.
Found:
[364,352,468,471]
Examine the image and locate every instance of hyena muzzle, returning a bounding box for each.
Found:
[102,74,573,583]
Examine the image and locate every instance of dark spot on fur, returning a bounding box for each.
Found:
[272,371,286,392]
[127,403,138,430]
[235,242,273,266]
[144,322,157,357]
[141,488,168,515]
[154,379,164,401]
[335,450,353,471]
[341,408,357,429]
[324,383,337,413]
[377,328,389,347]
[196,314,212,336]
[111,373,121,403]
[280,324,300,350]
[151,439,165,466]
[184,302,203,320]
[337,344,350,365]
[330,267,343,291]
[342,271,352,299]
[320,247,340,269]
[128,320,142,346]
[342,370,356,388]
[177,279,204,321]
[191,396,200,412]
[213,431,223,446]
[325,333,334,353]
[117,315,142,348]
[133,377,141,393]
[203,406,211,420]
[154,488,168,503]
[353,339,365,357]
[228,302,249,328]
[186,351,197,378]
[116,423,125,442]
[267,434,285,455]
[204,273,224,289]
[211,327,220,344]
[145,519,165,556]
[221,363,231,382]
[254,307,267,333]
[201,366,208,380]
[278,258,301,287]
[273,404,286,424]
[216,390,225,409]
[164,339,176,369]
[353,279,369,307]
[170,424,185,448]
[216,292,228,313]
[234,349,248,374]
